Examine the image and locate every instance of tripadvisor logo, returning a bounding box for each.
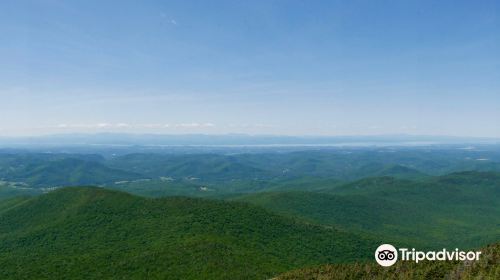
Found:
[375,244,481,267]
[375,244,398,266]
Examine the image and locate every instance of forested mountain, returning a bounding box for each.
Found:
[0,148,498,279]
[0,154,142,187]
[1,147,500,197]
[238,171,500,249]
[0,187,376,279]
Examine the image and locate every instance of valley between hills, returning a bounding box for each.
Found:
[0,147,499,279]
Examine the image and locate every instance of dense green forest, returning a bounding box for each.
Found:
[0,187,376,279]
[238,171,500,249]
[0,147,499,279]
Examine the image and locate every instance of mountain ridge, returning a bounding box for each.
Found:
[0,187,377,279]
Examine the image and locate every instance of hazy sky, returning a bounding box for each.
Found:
[1,0,499,137]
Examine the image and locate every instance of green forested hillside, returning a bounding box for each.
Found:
[0,151,498,279]
[376,164,427,179]
[108,153,270,181]
[1,148,500,197]
[238,172,500,249]
[0,187,376,279]
[0,156,143,188]
[277,243,500,280]
[0,184,42,200]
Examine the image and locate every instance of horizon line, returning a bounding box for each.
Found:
[0,132,499,139]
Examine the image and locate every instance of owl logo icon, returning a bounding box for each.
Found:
[375,244,398,266]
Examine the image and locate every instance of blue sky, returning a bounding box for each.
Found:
[1,0,499,136]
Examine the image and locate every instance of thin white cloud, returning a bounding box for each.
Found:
[226,123,275,128]
[175,123,215,128]
[143,124,163,128]
[159,12,177,25]
[97,123,111,128]
[116,123,130,128]
[51,122,216,130]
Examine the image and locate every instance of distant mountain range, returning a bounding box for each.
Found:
[1,133,499,147]
[1,148,500,196]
